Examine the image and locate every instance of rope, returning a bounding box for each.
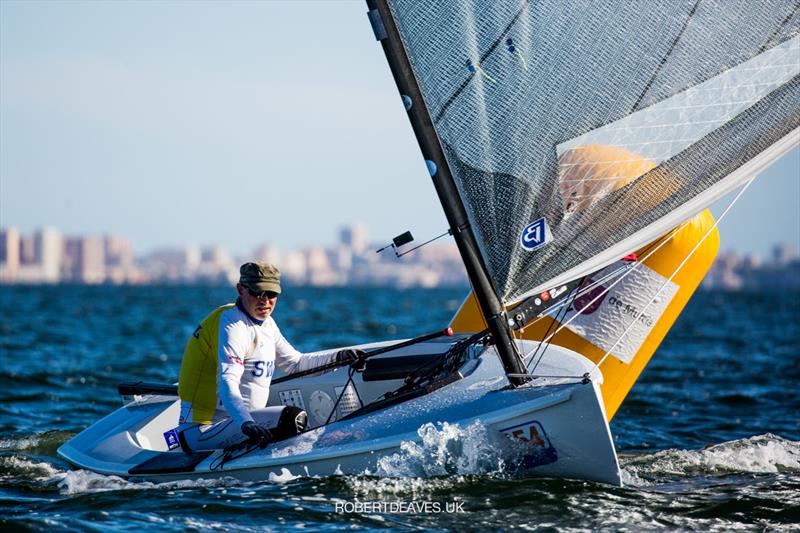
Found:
[210,439,260,471]
[587,178,754,376]
[396,329,489,394]
[325,365,362,426]
[527,279,584,375]
[510,260,637,336]
[507,373,588,381]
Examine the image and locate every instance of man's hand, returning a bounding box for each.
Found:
[241,421,272,448]
[335,348,367,371]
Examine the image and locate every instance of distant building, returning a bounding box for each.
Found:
[36,228,63,282]
[19,234,36,265]
[14,228,63,283]
[742,254,762,270]
[281,249,307,283]
[340,224,368,254]
[329,245,353,277]
[1,227,140,284]
[185,246,201,271]
[252,244,281,266]
[64,236,105,284]
[0,227,20,282]
[703,245,800,290]
[772,244,798,266]
[305,246,340,286]
[198,245,237,284]
[104,235,143,284]
[143,246,202,282]
[202,246,233,269]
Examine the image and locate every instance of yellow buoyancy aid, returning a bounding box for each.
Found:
[178,303,236,424]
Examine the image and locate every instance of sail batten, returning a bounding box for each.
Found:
[631,0,702,113]
[380,0,799,306]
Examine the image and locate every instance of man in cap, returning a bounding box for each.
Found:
[176,261,363,451]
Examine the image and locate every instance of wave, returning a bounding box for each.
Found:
[0,430,74,454]
[0,455,62,481]
[622,433,800,480]
[56,468,232,495]
[2,430,796,499]
[0,454,235,495]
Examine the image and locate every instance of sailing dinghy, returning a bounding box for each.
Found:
[58,0,799,486]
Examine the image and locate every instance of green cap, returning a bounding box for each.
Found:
[239,262,282,294]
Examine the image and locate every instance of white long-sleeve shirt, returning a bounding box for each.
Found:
[216,303,333,426]
[179,300,334,428]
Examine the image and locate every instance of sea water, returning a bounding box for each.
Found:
[0,285,798,531]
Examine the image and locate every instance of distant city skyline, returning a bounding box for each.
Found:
[3,223,796,291]
[1,1,798,258]
[0,223,470,288]
[1,219,798,262]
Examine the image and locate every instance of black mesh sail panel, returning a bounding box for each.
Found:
[383,0,800,305]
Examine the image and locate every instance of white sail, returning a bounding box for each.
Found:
[382,0,800,305]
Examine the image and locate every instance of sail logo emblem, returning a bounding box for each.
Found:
[520,217,552,251]
[500,420,558,468]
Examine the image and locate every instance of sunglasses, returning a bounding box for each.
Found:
[246,287,279,299]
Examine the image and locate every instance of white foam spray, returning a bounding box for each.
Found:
[622,433,800,480]
[348,420,508,497]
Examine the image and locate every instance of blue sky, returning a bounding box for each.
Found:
[1,1,798,258]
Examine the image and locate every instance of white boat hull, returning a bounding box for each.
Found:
[58,340,621,485]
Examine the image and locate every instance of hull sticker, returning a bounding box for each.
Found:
[555,260,679,363]
[500,420,558,468]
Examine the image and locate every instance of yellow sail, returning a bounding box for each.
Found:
[451,144,719,421]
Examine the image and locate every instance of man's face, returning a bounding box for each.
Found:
[237,284,278,321]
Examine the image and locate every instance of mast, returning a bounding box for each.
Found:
[366,0,529,386]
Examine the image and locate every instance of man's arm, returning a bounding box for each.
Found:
[217,318,255,427]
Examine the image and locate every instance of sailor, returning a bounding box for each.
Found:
[176,261,363,451]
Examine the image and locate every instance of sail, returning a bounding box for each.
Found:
[380,0,800,305]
